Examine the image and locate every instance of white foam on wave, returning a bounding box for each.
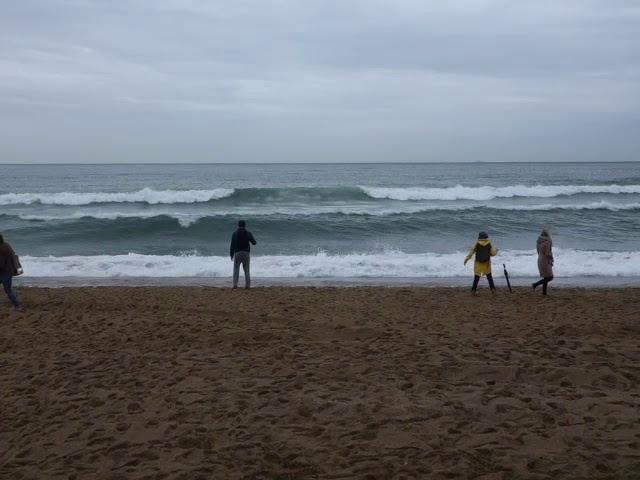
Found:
[3,184,640,206]
[491,201,640,212]
[18,211,202,227]
[360,184,640,201]
[0,187,235,206]
[20,249,640,278]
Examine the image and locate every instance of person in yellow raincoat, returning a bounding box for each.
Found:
[464,231,498,293]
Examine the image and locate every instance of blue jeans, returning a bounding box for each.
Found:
[0,273,19,307]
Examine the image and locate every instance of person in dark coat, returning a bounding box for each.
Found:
[532,229,554,295]
[230,220,257,289]
[0,234,21,309]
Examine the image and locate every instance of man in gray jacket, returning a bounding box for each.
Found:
[229,220,257,289]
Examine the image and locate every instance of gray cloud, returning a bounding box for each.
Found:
[1,0,639,163]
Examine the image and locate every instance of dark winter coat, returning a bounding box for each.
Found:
[230,228,257,258]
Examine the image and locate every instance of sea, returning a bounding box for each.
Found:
[2,162,640,285]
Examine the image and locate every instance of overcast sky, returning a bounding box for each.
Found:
[1,0,639,163]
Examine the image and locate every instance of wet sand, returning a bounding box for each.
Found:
[1,287,639,479]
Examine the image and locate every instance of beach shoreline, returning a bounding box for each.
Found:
[2,286,639,479]
[14,275,640,288]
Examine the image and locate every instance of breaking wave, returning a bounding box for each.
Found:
[0,188,234,206]
[19,249,640,278]
[2,184,640,206]
[360,184,640,201]
[6,201,640,227]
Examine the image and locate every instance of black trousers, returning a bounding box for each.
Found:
[533,276,554,294]
[472,273,495,291]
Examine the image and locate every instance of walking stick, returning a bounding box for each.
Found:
[503,264,513,293]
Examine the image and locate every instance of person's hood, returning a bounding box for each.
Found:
[477,239,491,246]
[537,235,551,248]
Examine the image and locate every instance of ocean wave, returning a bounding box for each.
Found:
[19,249,640,278]
[0,187,235,206]
[493,201,640,212]
[224,186,368,203]
[7,201,640,227]
[360,184,640,201]
[3,184,640,206]
[0,186,367,206]
[16,211,204,228]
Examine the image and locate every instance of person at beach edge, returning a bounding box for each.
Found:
[230,220,257,289]
[532,229,554,295]
[464,231,498,293]
[0,234,21,309]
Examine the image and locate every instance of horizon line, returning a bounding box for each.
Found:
[1,160,639,166]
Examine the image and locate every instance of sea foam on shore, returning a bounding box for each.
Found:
[19,248,640,279]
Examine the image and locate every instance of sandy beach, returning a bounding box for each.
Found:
[1,286,639,479]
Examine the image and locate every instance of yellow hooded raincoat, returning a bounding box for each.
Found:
[464,239,497,276]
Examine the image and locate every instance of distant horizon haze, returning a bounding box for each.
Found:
[2,160,640,166]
